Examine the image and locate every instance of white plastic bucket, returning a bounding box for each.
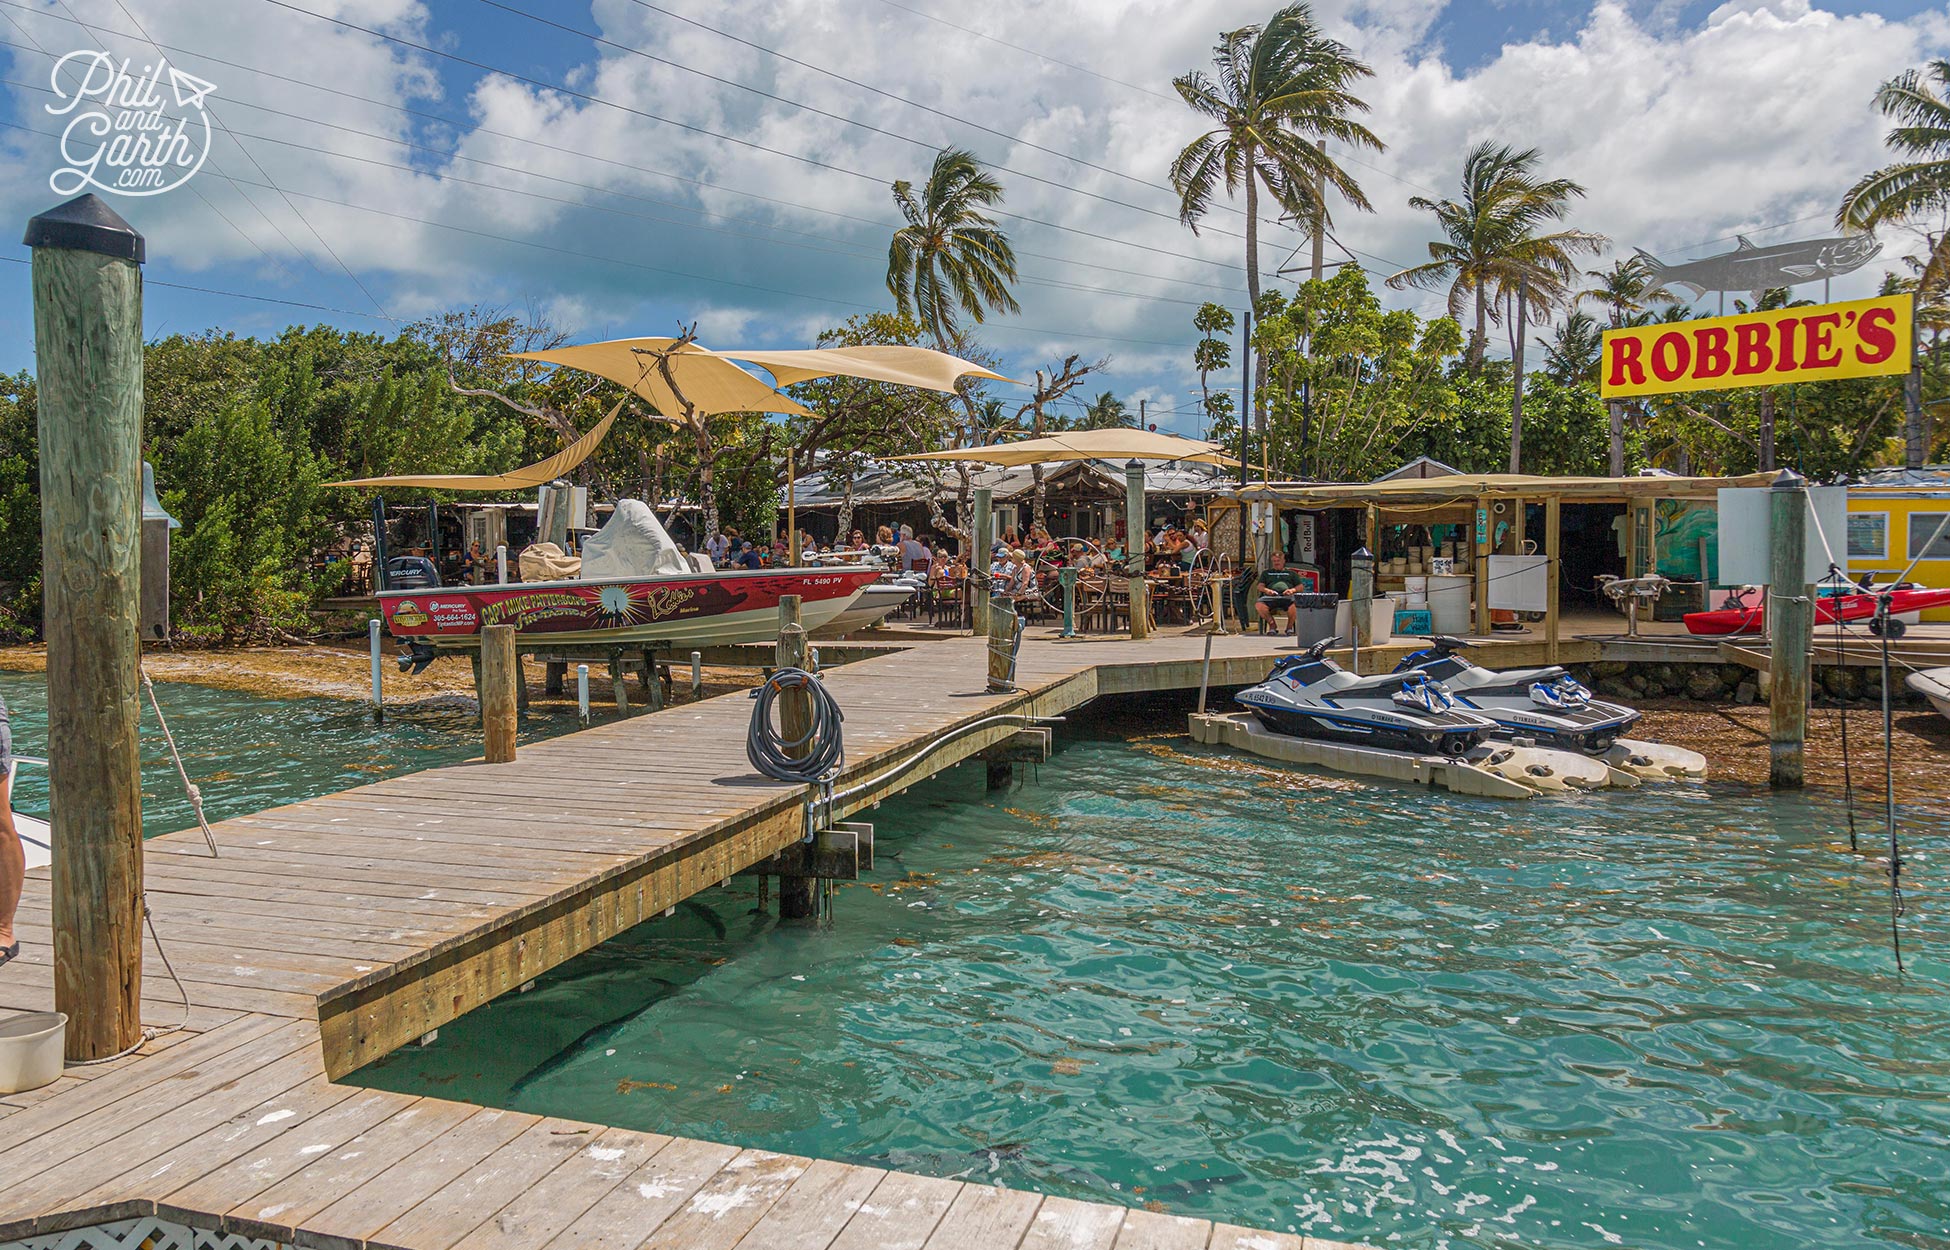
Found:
[0,1011,67,1094]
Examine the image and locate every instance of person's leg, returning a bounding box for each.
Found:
[0,773,19,954]
[1285,605,1298,634]
[1255,600,1271,633]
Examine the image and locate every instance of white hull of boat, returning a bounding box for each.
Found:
[418,592,866,650]
[1906,666,1950,720]
[814,584,916,637]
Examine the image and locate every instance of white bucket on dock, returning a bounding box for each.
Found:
[0,1011,66,1094]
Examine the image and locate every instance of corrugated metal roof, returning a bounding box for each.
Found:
[784,458,1233,507]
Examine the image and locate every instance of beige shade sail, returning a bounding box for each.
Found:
[891,427,1239,467]
[512,338,814,417]
[325,400,622,491]
[714,344,1013,391]
[511,338,1009,419]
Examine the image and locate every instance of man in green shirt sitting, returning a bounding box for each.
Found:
[1254,550,1303,635]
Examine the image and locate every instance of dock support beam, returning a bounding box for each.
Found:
[776,596,816,921]
[1769,471,1812,788]
[30,194,147,1062]
[481,624,518,763]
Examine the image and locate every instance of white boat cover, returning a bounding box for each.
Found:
[580,499,692,580]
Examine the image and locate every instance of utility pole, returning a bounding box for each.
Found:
[1310,141,1326,285]
[29,193,146,1062]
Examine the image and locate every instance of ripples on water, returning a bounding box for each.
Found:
[350,698,1950,1250]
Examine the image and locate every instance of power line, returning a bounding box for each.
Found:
[104,0,395,324]
[0,15,1248,298]
[474,0,1238,240]
[255,0,1255,276]
[0,253,392,320]
[616,0,1249,223]
[0,62,1210,313]
[2,116,1200,352]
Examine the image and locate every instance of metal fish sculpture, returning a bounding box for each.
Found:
[1634,233,1881,298]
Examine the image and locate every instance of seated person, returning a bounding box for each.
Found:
[1253,550,1303,635]
[735,541,765,569]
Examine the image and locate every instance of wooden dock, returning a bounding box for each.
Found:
[0,626,1562,1250]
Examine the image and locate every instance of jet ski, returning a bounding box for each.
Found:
[1393,636,1640,755]
[1235,637,1499,757]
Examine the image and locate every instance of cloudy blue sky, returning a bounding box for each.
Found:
[1,0,1946,434]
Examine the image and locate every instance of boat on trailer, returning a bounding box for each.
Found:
[381,499,881,656]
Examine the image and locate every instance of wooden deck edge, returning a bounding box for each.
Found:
[315,804,802,1077]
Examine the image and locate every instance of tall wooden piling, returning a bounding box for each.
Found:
[481,624,519,763]
[775,595,816,920]
[1768,471,1812,788]
[1348,546,1375,668]
[970,486,993,636]
[1124,459,1150,640]
[29,194,146,1061]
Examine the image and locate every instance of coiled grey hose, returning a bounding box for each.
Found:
[746,667,845,782]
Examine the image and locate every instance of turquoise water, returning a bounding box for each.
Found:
[0,670,571,835]
[352,697,1950,1250]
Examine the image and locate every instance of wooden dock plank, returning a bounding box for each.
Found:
[919,1184,1044,1250]
[725,1158,887,1250]
[374,1116,611,1250]
[222,1099,486,1242]
[301,1106,543,1249]
[826,1170,964,1250]
[447,1127,672,1250]
[1019,1196,1128,1250]
[539,1136,741,1250]
[159,1087,419,1221]
[1112,1209,1214,1250]
[634,1148,810,1250]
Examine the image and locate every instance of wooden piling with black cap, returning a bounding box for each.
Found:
[27,193,146,1062]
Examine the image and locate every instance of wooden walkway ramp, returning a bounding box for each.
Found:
[0,627,1467,1250]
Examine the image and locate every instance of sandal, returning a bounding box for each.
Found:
[0,942,18,969]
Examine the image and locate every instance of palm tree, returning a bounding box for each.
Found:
[886,147,1021,347]
[1388,142,1603,370]
[1079,391,1134,429]
[1839,60,1950,469]
[1388,142,1603,470]
[1169,3,1383,312]
[1540,311,1602,384]
[1576,256,1674,475]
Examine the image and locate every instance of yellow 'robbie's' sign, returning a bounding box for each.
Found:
[1600,295,1911,399]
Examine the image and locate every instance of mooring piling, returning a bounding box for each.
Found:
[971,486,993,636]
[576,662,590,726]
[691,649,703,698]
[28,193,147,1062]
[368,617,384,722]
[1769,471,1812,788]
[481,624,519,763]
[1124,459,1150,640]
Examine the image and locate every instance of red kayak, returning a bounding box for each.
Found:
[1683,585,1950,636]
